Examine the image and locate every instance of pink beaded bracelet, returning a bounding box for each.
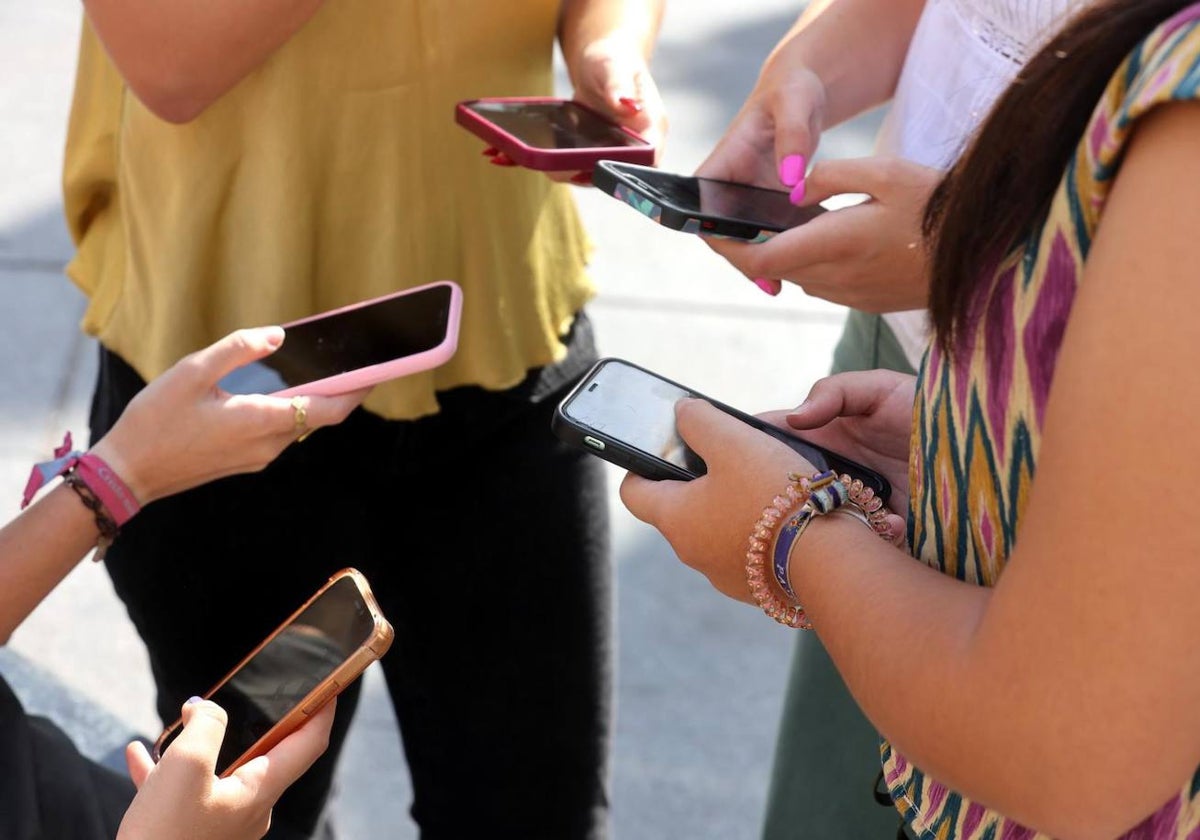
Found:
[746,471,897,630]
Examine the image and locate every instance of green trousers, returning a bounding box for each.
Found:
[761,310,915,839]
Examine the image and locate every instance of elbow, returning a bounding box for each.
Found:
[1021,769,1188,840]
[129,80,214,124]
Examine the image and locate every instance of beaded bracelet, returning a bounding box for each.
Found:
[745,471,898,630]
[745,476,812,629]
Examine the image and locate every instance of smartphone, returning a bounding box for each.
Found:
[455,97,654,171]
[592,160,827,242]
[553,358,891,502]
[153,568,393,778]
[218,280,463,397]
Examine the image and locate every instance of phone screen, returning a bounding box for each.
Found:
[562,359,704,474]
[561,360,843,479]
[219,284,454,394]
[159,577,377,774]
[465,101,645,149]
[614,165,826,231]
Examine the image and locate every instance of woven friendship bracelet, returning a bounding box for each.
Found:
[21,432,141,561]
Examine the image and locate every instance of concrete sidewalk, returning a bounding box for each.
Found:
[0,2,882,837]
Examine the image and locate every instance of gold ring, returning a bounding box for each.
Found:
[290,396,309,440]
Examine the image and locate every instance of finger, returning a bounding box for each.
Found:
[618,469,690,526]
[769,93,820,195]
[262,388,364,437]
[160,698,229,777]
[672,398,767,469]
[786,371,898,429]
[193,328,286,386]
[240,699,337,803]
[126,740,155,789]
[801,157,898,205]
[705,217,844,281]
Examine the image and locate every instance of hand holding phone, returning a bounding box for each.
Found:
[218,281,462,397]
[553,358,890,502]
[121,698,336,839]
[455,98,654,172]
[153,569,393,778]
[592,161,826,242]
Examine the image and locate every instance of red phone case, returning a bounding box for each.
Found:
[455,96,654,171]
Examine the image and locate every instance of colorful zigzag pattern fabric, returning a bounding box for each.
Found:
[882,8,1200,839]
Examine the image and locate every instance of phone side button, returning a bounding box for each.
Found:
[301,680,341,715]
[583,436,606,451]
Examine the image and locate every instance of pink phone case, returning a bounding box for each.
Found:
[272,280,463,398]
[455,96,655,171]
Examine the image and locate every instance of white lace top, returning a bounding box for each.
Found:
[878,0,1093,367]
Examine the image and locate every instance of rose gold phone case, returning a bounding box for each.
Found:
[152,568,394,777]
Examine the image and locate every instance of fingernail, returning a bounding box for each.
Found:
[570,171,594,185]
[789,180,806,205]
[778,154,806,187]
[489,152,517,167]
[752,278,781,297]
[482,146,500,157]
[185,696,203,706]
[618,96,644,114]
[264,326,284,348]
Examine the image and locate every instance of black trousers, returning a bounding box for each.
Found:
[0,675,134,840]
[88,316,612,839]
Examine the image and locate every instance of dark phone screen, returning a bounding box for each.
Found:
[466,100,647,149]
[159,577,377,775]
[561,360,834,478]
[218,284,453,394]
[612,165,826,231]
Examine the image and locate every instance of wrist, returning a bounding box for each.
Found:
[88,436,150,507]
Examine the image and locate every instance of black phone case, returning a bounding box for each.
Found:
[591,162,775,242]
[552,358,891,503]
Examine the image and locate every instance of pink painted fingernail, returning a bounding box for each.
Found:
[778,154,806,187]
[789,180,806,205]
[752,278,781,297]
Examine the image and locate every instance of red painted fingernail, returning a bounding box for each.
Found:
[489,152,517,167]
[752,278,781,297]
[482,146,500,157]
[778,154,806,187]
[570,171,594,185]
[618,96,644,114]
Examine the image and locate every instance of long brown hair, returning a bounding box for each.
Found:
[924,0,1195,356]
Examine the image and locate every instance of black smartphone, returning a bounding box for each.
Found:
[153,569,393,778]
[553,358,891,502]
[592,160,826,242]
[217,281,462,397]
[455,97,654,170]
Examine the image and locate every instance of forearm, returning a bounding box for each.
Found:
[558,0,665,67]
[0,487,107,644]
[83,0,328,123]
[794,518,1141,838]
[764,0,926,128]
